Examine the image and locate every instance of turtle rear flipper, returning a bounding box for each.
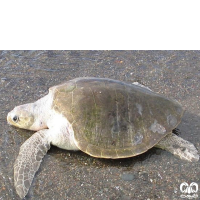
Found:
[155,133,199,162]
[14,130,51,199]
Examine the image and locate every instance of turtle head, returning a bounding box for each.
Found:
[7,104,35,130]
[8,94,51,131]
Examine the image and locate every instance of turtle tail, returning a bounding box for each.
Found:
[14,130,51,199]
[155,133,199,162]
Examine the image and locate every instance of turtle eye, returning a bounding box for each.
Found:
[13,116,19,123]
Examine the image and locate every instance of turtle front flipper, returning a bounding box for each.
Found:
[155,133,199,162]
[14,130,51,199]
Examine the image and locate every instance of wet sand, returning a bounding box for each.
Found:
[0,51,199,200]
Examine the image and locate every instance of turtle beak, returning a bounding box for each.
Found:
[7,111,17,125]
[7,112,12,125]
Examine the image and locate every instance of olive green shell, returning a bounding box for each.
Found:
[50,77,184,158]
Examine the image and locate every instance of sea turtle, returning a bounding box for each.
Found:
[7,77,199,199]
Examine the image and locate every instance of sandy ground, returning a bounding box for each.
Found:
[0,50,199,200]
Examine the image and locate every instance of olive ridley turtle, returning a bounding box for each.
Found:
[7,77,199,198]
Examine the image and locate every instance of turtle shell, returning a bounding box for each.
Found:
[51,77,184,158]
